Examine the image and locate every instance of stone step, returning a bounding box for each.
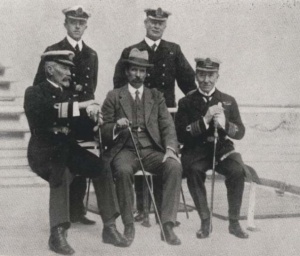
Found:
[0,137,28,150]
[0,149,27,158]
[0,157,28,168]
[0,168,47,187]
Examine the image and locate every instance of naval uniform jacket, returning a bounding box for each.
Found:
[113,39,196,107]
[175,89,247,174]
[101,86,178,163]
[24,81,96,188]
[33,38,98,140]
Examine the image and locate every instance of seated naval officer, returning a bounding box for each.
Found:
[101,48,182,246]
[24,50,128,255]
[175,57,250,239]
[33,4,99,226]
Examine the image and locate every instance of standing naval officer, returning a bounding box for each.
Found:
[113,7,196,220]
[175,57,250,239]
[24,51,129,255]
[102,48,182,246]
[33,5,98,225]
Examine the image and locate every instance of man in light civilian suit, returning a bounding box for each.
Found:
[102,48,182,246]
[33,5,98,225]
[113,7,196,222]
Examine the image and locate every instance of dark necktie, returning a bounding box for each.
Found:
[151,43,157,52]
[135,90,141,106]
[199,93,212,105]
[74,44,80,55]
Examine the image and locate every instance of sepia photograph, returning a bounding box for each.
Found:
[0,0,299,255]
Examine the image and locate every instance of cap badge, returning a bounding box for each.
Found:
[76,7,83,15]
[156,8,163,17]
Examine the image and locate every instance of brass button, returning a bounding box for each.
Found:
[72,73,75,77]
[52,95,56,98]
[162,64,166,67]
[162,82,165,85]
[86,75,89,78]
[73,81,76,84]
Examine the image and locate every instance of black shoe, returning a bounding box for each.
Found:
[49,226,75,255]
[229,221,249,239]
[102,225,130,247]
[196,218,211,239]
[124,223,135,246]
[70,215,96,225]
[161,222,181,245]
[134,211,145,222]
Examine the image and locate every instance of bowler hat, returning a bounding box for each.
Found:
[122,48,154,68]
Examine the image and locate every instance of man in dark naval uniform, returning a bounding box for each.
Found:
[33,5,98,225]
[24,51,129,255]
[113,7,196,221]
[175,57,250,239]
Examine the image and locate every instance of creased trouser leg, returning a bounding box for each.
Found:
[92,163,120,224]
[49,168,73,229]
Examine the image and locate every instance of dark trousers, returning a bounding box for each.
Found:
[186,156,245,220]
[111,147,182,225]
[49,142,119,229]
[69,176,87,219]
[135,175,162,215]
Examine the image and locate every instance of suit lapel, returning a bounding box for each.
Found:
[144,87,154,123]
[119,85,133,121]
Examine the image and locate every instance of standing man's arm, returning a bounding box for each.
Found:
[92,52,99,93]
[175,45,197,94]
[113,48,129,89]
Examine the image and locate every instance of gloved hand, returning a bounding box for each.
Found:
[214,111,225,129]
[75,84,83,92]
[86,103,101,122]
[204,103,223,124]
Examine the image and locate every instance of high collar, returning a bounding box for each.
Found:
[66,35,83,51]
[144,37,162,49]
[197,84,216,97]
[128,83,144,98]
[47,79,62,90]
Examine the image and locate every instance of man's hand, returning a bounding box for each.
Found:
[75,84,83,92]
[116,118,130,130]
[86,103,101,122]
[204,103,223,124]
[214,111,225,129]
[92,112,103,132]
[162,148,181,164]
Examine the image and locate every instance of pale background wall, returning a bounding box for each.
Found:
[1,0,300,105]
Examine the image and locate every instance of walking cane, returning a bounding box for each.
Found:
[128,127,167,241]
[209,119,218,236]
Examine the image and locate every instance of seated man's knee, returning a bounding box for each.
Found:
[163,158,182,177]
[113,165,134,179]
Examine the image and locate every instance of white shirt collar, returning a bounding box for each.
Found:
[197,85,216,97]
[47,79,62,90]
[128,83,144,99]
[66,35,83,51]
[145,37,161,50]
